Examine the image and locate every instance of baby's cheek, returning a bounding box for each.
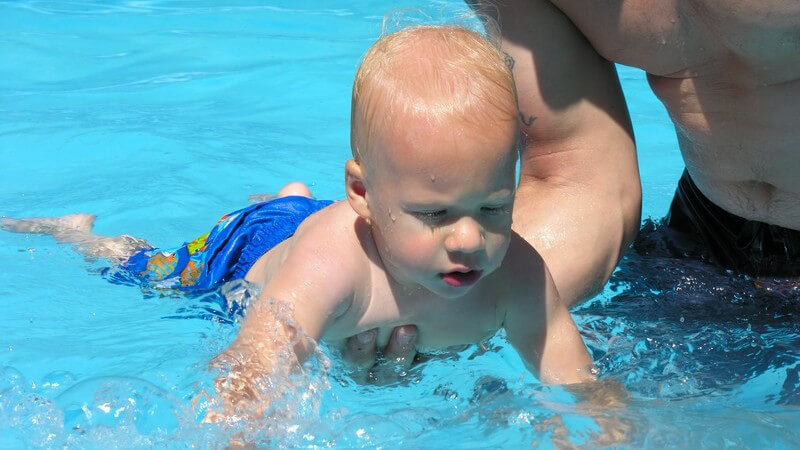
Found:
[486,232,512,260]
[396,233,440,267]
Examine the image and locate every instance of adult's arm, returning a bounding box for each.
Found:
[473,0,641,306]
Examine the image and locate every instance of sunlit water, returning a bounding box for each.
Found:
[1,1,799,448]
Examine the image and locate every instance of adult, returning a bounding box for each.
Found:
[344,0,800,378]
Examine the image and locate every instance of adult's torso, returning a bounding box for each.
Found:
[552,0,800,229]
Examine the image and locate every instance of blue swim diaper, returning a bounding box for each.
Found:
[114,196,332,291]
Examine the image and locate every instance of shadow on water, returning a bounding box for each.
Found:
[578,219,800,405]
[98,265,255,324]
[160,280,255,324]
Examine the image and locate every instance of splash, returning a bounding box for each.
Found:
[3,221,800,448]
[0,280,334,448]
[195,293,333,447]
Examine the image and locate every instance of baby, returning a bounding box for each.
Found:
[3,26,594,412]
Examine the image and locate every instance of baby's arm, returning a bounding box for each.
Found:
[208,231,359,419]
[502,241,632,444]
[503,259,594,384]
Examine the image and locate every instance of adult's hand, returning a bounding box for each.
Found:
[342,325,418,385]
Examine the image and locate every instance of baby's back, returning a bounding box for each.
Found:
[244,201,355,286]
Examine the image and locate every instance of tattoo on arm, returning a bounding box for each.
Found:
[501,52,536,128]
[502,51,515,70]
[519,113,537,127]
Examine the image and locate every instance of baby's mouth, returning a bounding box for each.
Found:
[439,270,482,287]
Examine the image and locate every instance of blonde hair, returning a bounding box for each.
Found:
[350,25,517,162]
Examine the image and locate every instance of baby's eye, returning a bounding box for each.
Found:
[413,210,447,223]
[481,205,509,215]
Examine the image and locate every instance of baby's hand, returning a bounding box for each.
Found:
[591,414,634,447]
[199,352,273,425]
[341,325,418,385]
[570,377,629,409]
[568,378,634,446]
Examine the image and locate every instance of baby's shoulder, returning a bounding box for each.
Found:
[293,201,359,242]
[488,232,553,307]
[287,201,373,278]
[499,233,549,285]
[484,233,561,336]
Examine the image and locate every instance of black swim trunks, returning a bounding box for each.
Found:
[665,169,800,277]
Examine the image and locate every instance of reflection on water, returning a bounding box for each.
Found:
[583,220,800,404]
[577,219,800,446]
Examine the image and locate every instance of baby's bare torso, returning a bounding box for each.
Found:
[554,0,800,228]
[246,202,511,352]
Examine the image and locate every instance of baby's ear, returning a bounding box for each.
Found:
[345,159,371,220]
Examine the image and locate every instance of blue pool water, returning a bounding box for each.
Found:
[2,1,799,448]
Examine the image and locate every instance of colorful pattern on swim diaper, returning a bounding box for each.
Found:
[143,251,179,281]
[119,196,333,291]
[179,232,210,286]
[135,230,213,288]
[186,232,209,254]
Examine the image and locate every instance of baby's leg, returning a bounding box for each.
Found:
[248,181,314,204]
[2,214,151,263]
[276,182,312,198]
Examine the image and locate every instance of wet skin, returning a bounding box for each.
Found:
[237,91,592,387]
[348,0,800,376]
[551,0,800,229]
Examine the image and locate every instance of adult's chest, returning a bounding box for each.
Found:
[552,0,800,79]
[550,0,714,76]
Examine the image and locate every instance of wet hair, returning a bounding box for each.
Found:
[350,25,517,163]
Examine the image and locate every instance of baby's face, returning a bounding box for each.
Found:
[364,112,518,299]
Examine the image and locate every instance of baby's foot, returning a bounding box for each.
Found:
[248,194,277,204]
[1,214,96,234]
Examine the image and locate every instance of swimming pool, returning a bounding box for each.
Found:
[1,0,799,448]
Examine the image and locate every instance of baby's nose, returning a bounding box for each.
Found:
[444,217,484,253]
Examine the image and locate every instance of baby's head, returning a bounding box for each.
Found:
[345,25,519,298]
